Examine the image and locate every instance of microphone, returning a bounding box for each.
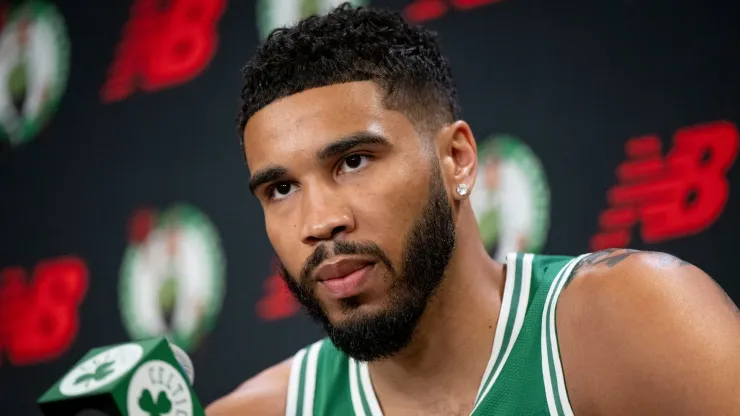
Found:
[37,337,205,416]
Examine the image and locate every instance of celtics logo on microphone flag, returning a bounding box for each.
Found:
[58,343,144,397]
[38,338,204,416]
[127,359,194,416]
[119,204,226,353]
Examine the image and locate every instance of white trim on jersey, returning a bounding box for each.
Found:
[285,348,308,416]
[541,257,575,415]
[471,253,534,414]
[359,361,384,416]
[549,254,588,416]
[349,358,367,416]
[302,341,323,416]
[473,252,519,404]
[541,254,588,416]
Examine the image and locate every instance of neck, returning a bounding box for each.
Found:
[368,206,506,406]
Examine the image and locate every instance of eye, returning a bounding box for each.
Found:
[338,154,370,174]
[267,182,297,201]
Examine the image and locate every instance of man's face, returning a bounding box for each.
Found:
[244,81,456,361]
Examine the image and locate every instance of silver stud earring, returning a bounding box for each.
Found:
[456,183,469,196]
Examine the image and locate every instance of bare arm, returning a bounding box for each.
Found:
[205,357,292,416]
[557,249,740,415]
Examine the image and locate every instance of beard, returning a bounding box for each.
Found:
[278,164,456,362]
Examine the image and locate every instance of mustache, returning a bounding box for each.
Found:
[300,240,395,283]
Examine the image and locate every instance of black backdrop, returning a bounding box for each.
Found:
[1,0,739,414]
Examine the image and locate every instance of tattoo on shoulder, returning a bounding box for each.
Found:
[650,252,692,268]
[572,250,739,319]
[572,248,691,275]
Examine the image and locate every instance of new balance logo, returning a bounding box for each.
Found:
[256,256,300,322]
[403,0,504,24]
[101,0,226,102]
[0,257,88,366]
[0,4,8,27]
[591,121,739,251]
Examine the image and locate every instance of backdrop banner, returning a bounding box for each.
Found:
[1,0,738,414]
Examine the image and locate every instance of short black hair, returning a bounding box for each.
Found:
[238,3,461,141]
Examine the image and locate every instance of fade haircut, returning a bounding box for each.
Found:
[237,2,461,142]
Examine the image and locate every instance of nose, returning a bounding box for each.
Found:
[299,183,355,245]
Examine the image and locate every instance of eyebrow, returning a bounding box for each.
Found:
[249,165,288,195]
[248,131,390,195]
[316,131,390,161]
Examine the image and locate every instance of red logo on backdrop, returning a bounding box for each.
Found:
[404,0,504,23]
[101,0,226,103]
[591,121,739,251]
[0,256,88,366]
[0,4,8,27]
[256,256,299,321]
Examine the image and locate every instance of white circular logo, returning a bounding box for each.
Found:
[119,204,225,353]
[256,0,369,40]
[471,135,550,262]
[0,0,70,146]
[126,360,193,416]
[59,344,144,396]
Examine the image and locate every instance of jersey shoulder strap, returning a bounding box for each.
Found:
[285,339,323,416]
[537,253,590,416]
[285,338,360,416]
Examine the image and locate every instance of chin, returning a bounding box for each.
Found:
[326,298,389,323]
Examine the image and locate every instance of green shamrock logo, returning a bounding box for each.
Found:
[73,361,115,387]
[138,389,172,416]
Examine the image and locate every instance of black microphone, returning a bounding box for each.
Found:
[37,337,205,416]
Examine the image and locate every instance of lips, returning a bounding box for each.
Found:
[313,258,375,299]
[313,258,374,282]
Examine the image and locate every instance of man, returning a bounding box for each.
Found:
[208,4,740,415]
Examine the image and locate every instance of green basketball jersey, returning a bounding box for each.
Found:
[285,252,589,416]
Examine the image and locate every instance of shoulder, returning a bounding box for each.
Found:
[556,249,740,414]
[563,248,735,316]
[205,357,293,416]
[565,248,706,301]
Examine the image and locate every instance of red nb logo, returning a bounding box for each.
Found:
[0,257,88,366]
[591,121,739,251]
[403,0,504,24]
[101,0,226,102]
[256,256,299,322]
[0,4,8,28]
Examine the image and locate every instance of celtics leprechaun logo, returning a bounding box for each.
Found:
[126,360,193,416]
[58,343,144,397]
[470,135,551,262]
[0,0,69,146]
[256,0,369,40]
[119,204,225,353]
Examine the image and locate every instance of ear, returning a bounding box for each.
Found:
[437,120,478,200]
